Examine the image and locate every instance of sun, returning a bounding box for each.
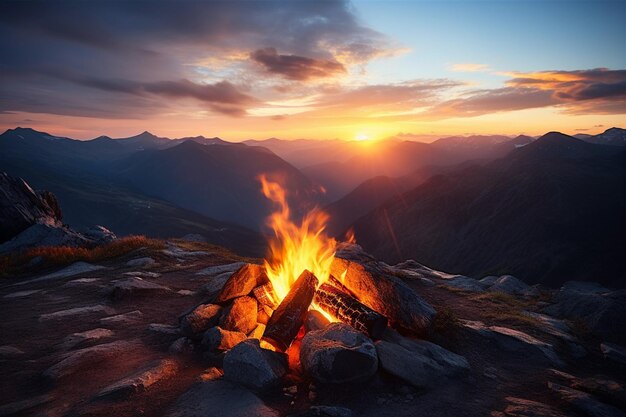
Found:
[355,133,370,141]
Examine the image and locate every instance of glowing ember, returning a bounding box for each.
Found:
[259,175,337,307]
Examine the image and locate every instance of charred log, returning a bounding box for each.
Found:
[262,270,318,351]
[314,282,388,339]
[253,283,279,309]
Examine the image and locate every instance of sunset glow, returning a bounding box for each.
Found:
[0,1,623,140]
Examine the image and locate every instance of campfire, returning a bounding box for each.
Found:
[257,175,388,351]
[179,175,436,386]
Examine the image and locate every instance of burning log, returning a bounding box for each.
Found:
[262,270,318,351]
[252,283,279,309]
[314,282,388,339]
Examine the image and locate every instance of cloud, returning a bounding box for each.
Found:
[449,63,491,72]
[0,0,394,119]
[251,48,346,80]
[434,68,626,117]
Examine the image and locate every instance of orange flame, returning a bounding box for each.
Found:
[259,175,337,304]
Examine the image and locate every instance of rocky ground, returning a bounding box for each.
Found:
[1,240,625,417]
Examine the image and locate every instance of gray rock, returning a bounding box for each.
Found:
[180,303,222,337]
[480,275,499,286]
[16,262,106,286]
[488,275,530,295]
[601,342,626,366]
[202,327,247,351]
[165,379,278,417]
[39,304,115,322]
[216,264,267,303]
[147,323,181,335]
[196,262,248,276]
[543,288,626,340]
[126,257,156,268]
[376,331,469,388]
[223,339,288,391]
[331,248,436,335]
[109,277,171,300]
[44,339,142,380]
[62,328,114,350]
[461,320,563,367]
[80,225,116,244]
[523,311,586,358]
[445,276,486,292]
[548,382,625,417]
[62,277,101,287]
[300,323,378,384]
[169,337,194,355]
[202,271,234,298]
[96,359,179,399]
[100,310,143,325]
[219,296,257,334]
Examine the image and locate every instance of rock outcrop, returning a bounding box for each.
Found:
[0,172,115,253]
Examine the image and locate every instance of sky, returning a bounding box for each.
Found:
[0,0,624,141]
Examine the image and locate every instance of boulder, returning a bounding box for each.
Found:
[196,262,248,277]
[16,261,105,286]
[62,328,114,350]
[523,311,586,358]
[461,320,563,367]
[376,331,469,388]
[180,304,223,337]
[488,275,530,295]
[169,337,194,355]
[126,257,156,268]
[444,276,486,292]
[147,323,181,336]
[96,359,179,399]
[44,340,142,380]
[216,264,268,303]
[0,172,62,243]
[202,327,247,351]
[223,339,288,391]
[39,304,115,322]
[81,225,116,244]
[300,323,378,384]
[165,379,278,417]
[220,296,257,334]
[543,287,626,341]
[331,249,436,335]
[548,382,625,417]
[198,366,223,382]
[109,277,171,300]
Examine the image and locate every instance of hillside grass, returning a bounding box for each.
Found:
[0,235,165,277]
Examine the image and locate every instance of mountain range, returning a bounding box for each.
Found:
[1,126,624,286]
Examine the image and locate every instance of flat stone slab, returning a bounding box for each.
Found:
[461,320,563,367]
[15,262,105,286]
[109,277,171,300]
[62,328,115,350]
[196,262,247,276]
[548,382,625,417]
[495,396,567,417]
[62,278,101,287]
[100,310,144,325]
[147,323,181,335]
[39,305,115,322]
[44,339,142,380]
[165,379,278,417]
[96,359,179,400]
[126,257,156,268]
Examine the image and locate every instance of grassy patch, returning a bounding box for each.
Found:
[432,306,460,334]
[0,235,165,277]
[468,291,541,330]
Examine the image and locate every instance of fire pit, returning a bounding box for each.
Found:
[178,176,437,388]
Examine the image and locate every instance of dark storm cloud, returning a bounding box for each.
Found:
[251,48,346,80]
[0,0,390,118]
